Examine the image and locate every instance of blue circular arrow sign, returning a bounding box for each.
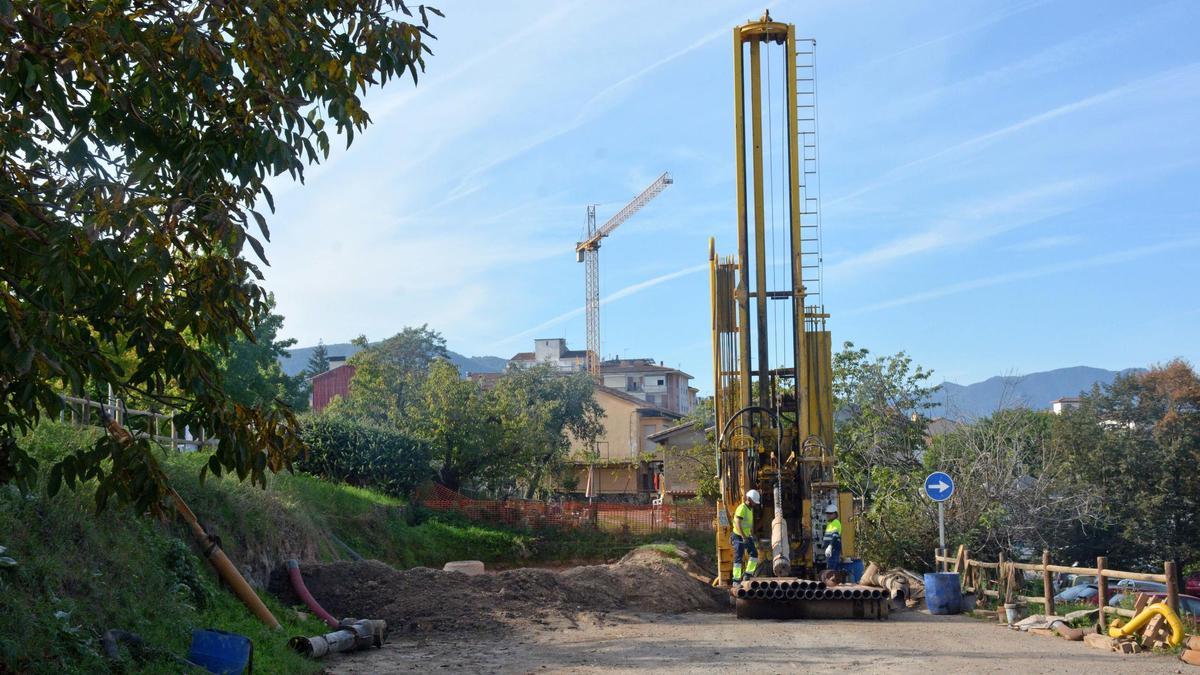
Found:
[924,471,955,502]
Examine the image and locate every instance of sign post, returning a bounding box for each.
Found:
[923,471,955,554]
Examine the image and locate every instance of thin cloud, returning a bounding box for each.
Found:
[434,2,770,210]
[1001,234,1083,252]
[858,0,1050,70]
[847,235,1200,315]
[828,179,1092,278]
[829,62,1200,208]
[498,262,708,345]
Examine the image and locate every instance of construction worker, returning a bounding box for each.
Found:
[822,502,842,572]
[731,489,761,584]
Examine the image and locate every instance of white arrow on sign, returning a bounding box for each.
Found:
[931,480,950,493]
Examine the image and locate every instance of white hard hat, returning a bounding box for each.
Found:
[824,502,839,514]
[746,489,761,505]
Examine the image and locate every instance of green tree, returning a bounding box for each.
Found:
[491,364,604,499]
[1054,360,1200,571]
[341,325,449,424]
[206,295,307,411]
[0,1,439,511]
[305,341,331,377]
[832,342,939,499]
[404,359,502,492]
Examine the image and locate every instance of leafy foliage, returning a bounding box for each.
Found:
[832,341,939,499]
[1053,360,1200,570]
[0,1,439,510]
[337,325,449,423]
[205,295,307,411]
[296,413,431,497]
[491,363,604,498]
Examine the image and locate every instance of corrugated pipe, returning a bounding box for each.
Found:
[287,559,340,629]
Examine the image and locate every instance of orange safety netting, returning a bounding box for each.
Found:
[419,484,715,535]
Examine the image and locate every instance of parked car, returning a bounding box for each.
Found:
[1107,579,1168,606]
[1186,573,1200,596]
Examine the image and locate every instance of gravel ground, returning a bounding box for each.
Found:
[326,609,1189,674]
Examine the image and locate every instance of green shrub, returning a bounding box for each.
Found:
[296,414,431,497]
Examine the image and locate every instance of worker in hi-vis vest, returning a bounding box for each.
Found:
[822,502,842,571]
[731,489,761,583]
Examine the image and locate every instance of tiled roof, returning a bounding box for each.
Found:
[596,386,683,419]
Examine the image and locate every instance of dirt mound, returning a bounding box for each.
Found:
[275,544,723,634]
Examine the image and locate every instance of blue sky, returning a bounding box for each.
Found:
[264,0,1200,393]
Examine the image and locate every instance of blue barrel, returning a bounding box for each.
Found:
[840,558,865,583]
[186,629,252,674]
[924,572,962,615]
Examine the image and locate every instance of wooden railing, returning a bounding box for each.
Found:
[934,546,1180,630]
[59,394,216,450]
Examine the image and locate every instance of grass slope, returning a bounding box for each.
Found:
[1,423,712,673]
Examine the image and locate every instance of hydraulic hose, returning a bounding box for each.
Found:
[287,559,340,629]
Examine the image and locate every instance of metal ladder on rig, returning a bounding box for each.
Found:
[795,39,824,317]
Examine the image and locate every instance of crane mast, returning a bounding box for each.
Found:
[575,172,673,376]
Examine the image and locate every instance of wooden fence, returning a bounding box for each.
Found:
[934,546,1181,631]
[58,394,215,451]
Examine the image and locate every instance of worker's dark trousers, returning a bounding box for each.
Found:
[732,534,758,578]
[825,537,841,572]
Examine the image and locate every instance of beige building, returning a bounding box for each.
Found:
[566,386,682,500]
[507,339,697,415]
[646,422,712,502]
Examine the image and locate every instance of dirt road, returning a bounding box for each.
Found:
[328,609,1186,674]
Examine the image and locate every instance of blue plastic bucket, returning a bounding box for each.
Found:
[186,629,252,674]
[924,572,962,615]
[839,558,865,583]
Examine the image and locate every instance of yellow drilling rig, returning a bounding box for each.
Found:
[710,12,881,620]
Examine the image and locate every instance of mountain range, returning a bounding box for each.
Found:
[927,366,1141,420]
[279,342,508,378]
[279,345,1135,420]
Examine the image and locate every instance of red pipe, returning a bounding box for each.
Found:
[287,559,339,629]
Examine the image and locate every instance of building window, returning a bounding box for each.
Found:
[657,378,664,386]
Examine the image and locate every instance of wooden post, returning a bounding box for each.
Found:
[1097,556,1108,631]
[1042,549,1055,615]
[997,552,1006,605]
[1165,560,1179,617]
[170,418,177,452]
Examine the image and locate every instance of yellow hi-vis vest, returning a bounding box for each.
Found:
[734,502,753,537]
[825,518,842,536]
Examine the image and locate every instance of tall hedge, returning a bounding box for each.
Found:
[296,415,431,497]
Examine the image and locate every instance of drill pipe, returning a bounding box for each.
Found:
[768,581,779,591]
[773,589,787,600]
[851,589,863,599]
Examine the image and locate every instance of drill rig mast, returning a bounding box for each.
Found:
[711,12,859,604]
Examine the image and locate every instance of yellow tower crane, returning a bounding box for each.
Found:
[575,172,673,376]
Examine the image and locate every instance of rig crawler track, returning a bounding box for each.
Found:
[730,578,891,620]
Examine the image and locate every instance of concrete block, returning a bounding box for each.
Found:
[1084,634,1116,651]
[1187,636,1200,652]
[1180,649,1200,666]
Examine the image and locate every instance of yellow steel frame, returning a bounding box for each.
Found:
[712,12,853,586]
